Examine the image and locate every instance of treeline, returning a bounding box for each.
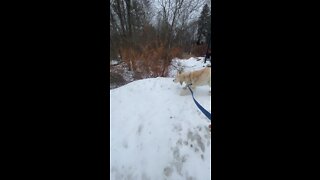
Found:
[110,0,211,77]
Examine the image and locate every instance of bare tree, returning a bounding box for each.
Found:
[109,0,211,77]
[157,0,206,48]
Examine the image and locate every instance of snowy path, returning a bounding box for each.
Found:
[110,76,211,180]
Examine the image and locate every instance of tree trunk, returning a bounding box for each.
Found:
[125,0,132,38]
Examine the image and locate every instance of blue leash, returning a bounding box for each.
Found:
[187,85,211,121]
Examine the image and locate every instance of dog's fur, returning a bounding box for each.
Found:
[173,67,211,95]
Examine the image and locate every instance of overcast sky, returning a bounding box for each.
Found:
[149,0,211,26]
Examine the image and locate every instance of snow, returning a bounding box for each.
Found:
[110,61,135,90]
[168,57,211,77]
[110,59,120,65]
[110,57,211,180]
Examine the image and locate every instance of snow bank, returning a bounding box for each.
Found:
[168,57,211,77]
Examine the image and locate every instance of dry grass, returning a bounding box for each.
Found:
[190,44,208,57]
[181,52,194,59]
[120,44,184,78]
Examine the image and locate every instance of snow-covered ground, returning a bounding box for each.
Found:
[110,57,211,180]
[168,57,211,77]
[110,59,120,65]
[110,61,135,89]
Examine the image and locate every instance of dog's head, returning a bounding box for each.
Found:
[173,71,183,85]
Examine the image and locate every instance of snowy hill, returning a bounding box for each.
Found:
[168,57,211,77]
[110,57,211,180]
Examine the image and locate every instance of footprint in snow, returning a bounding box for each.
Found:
[163,166,173,177]
[137,124,143,135]
[122,140,128,148]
